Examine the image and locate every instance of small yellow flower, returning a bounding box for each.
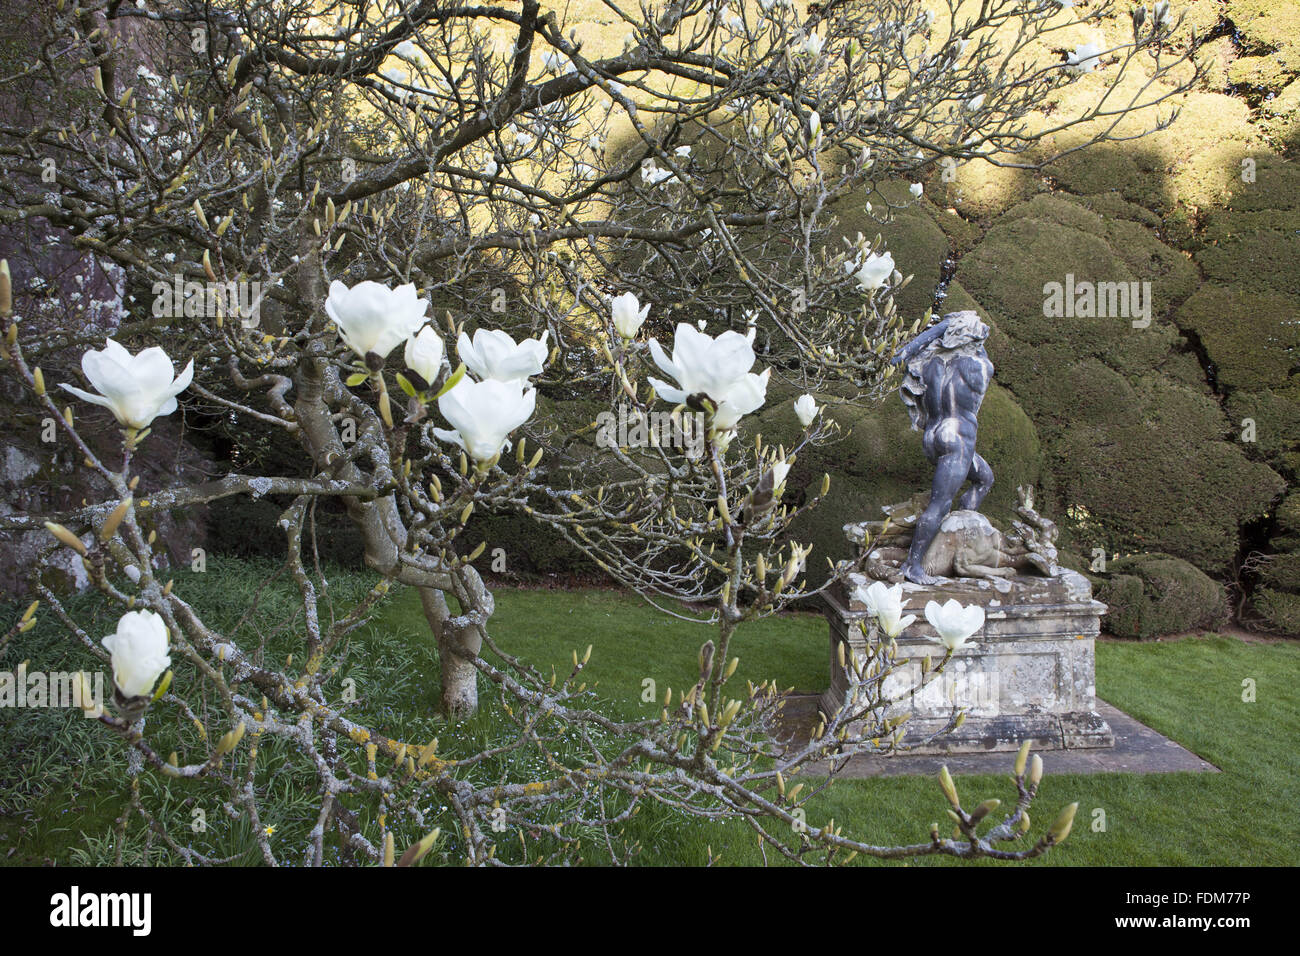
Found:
[263,826,275,836]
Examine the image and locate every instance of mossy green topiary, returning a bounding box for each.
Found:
[1251,588,1300,635]
[1095,552,1228,639]
[1043,376,1284,573]
[1174,285,1300,392]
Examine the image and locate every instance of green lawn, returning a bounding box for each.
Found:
[387,587,1300,866]
[3,565,1297,865]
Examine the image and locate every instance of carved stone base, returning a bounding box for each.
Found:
[821,569,1114,754]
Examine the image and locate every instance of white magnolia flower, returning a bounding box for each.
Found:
[924,599,985,651]
[647,322,769,428]
[102,609,171,698]
[848,250,895,292]
[434,378,536,463]
[611,292,650,339]
[574,162,597,180]
[61,339,193,430]
[456,328,549,386]
[808,109,822,140]
[484,157,499,177]
[710,369,770,431]
[404,325,445,386]
[393,40,422,61]
[641,159,675,186]
[674,144,692,158]
[856,580,916,639]
[1153,1,1169,26]
[800,32,825,58]
[541,50,571,74]
[1066,42,1103,74]
[964,94,985,111]
[325,280,429,361]
[909,182,924,198]
[794,393,819,427]
[588,134,605,153]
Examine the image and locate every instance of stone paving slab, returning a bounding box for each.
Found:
[779,698,1218,778]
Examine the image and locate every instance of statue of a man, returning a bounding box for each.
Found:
[890,310,994,585]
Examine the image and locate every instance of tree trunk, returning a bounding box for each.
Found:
[420,587,481,717]
[290,343,493,715]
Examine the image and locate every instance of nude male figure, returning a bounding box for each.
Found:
[890,311,994,585]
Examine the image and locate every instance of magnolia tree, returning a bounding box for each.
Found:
[0,0,1193,865]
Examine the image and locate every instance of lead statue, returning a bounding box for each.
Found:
[849,310,1059,587]
[891,311,995,585]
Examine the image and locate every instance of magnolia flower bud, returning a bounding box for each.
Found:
[909,182,923,198]
[1028,753,1043,788]
[99,496,133,542]
[611,291,650,339]
[102,609,171,699]
[0,259,11,317]
[1014,739,1032,777]
[969,798,1000,824]
[59,339,193,430]
[793,394,819,427]
[403,325,445,387]
[1048,802,1078,844]
[938,765,959,809]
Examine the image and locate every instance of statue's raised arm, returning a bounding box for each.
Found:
[891,316,950,368]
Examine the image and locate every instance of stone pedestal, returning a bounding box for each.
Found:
[821,569,1114,753]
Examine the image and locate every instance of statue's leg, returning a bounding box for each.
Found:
[900,447,972,585]
[957,453,994,510]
